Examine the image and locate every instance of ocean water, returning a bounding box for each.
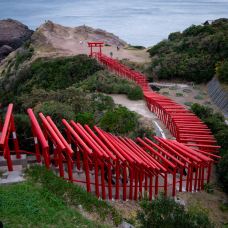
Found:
[0,0,227,46]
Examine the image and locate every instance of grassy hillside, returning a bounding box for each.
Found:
[0,54,153,150]
[148,18,228,83]
[0,166,121,227]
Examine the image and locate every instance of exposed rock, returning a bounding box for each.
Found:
[31,20,127,57]
[0,19,33,61]
[0,45,13,59]
[118,221,134,228]
[30,20,149,62]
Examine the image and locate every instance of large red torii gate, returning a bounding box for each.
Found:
[88,42,104,57]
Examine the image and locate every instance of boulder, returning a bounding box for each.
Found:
[0,19,33,61]
[0,45,13,59]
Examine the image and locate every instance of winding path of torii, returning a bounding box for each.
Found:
[0,42,220,201]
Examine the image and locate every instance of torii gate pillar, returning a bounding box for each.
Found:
[87,42,104,57]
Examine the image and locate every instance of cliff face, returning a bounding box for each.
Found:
[0,19,33,61]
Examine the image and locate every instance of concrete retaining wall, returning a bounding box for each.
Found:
[207,77,228,117]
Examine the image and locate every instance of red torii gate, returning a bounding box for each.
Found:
[88,42,104,57]
[0,104,220,200]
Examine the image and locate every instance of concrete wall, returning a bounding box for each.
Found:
[207,77,228,117]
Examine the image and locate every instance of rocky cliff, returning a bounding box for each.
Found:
[0,19,33,61]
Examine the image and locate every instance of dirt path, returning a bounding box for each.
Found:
[109,94,173,139]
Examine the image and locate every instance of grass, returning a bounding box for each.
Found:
[0,166,122,227]
[184,102,193,107]
[26,166,122,225]
[219,203,228,212]
[194,95,204,100]
[0,182,105,228]
[176,92,184,97]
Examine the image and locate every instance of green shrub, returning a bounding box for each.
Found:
[194,95,204,100]
[176,92,183,97]
[203,183,214,194]
[127,86,143,100]
[34,101,76,129]
[215,128,228,149]
[129,126,155,141]
[219,203,228,212]
[216,60,228,84]
[191,103,228,192]
[1,55,102,98]
[15,47,34,69]
[187,203,214,228]
[191,103,213,119]
[184,102,193,107]
[148,19,228,83]
[90,93,115,112]
[75,112,95,127]
[137,195,213,228]
[99,106,138,134]
[217,153,228,193]
[14,114,32,150]
[76,70,143,100]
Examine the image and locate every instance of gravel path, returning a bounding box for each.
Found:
[109,94,173,139]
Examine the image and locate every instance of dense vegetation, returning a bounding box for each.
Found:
[0,165,121,227]
[191,104,228,192]
[75,70,143,100]
[216,60,228,84]
[0,55,153,149]
[0,55,102,101]
[148,18,228,83]
[137,195,214,228]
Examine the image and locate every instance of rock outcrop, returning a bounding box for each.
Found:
[0,19,33,61]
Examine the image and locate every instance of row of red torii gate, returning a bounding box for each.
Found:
[0,42,220,201]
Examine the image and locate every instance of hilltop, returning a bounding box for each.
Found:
[147,18,228,83]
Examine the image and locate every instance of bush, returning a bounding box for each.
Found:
[34,101,76,129]
[176,92,183,97]
[217,153,228,193]
[148,19,228,83]
[15,47,34,69]
[191,103,228,192]
[137,195,213,228]
[14,114,32,150]
[215,128,228,149]
[191,103,213,119]
[129,126,155,140]
[75,112,95,127]
[76,70,143,100]
[216,60,228,84]
[99,106,138,134]
[127,86,143,100]
[1,55,102,97]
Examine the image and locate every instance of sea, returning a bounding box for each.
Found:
[0,0,227,46]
